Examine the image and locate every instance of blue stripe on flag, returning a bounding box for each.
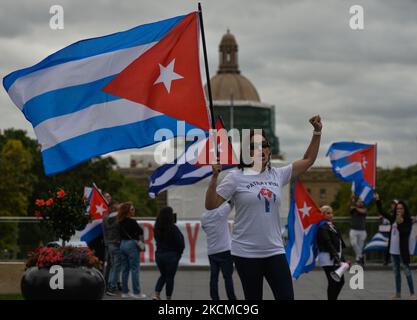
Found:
[3,14,185,90]
[42,115,198,175]
[326,141,373,156]
[23,75,118,126]
[80,222,103,243]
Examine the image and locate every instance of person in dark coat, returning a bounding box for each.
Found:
[374,193,415,300]
[152,207,185,300]
[316,205,348,300]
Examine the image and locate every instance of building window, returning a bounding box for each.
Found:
[320,188,326,200]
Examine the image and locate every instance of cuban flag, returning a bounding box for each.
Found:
[364,232,389,251]
[149,117,237,198]
[327,142,376,204]
[3,12,210,175]
[80,185,109,243]
[286,180,325,279]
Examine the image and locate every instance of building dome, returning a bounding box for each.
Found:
[209,73,260,102]
[205,30,260,102]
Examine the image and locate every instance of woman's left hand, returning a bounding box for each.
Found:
[309,115,322,132]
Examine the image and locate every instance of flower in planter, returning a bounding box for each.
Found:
[57,189,66,198]
[34,188,90,245]
[26,246,102,270]
[35,199,45,206]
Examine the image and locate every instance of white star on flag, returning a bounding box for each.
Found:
[362,157,368,168]
[95,204,106,216]
[154,58,183,93]
[298,202,311,219]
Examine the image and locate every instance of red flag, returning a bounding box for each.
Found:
[294,180,324,230]
[103,12,210,131]
[194,117,239,165]
[88,186,109,220]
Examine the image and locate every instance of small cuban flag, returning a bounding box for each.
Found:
[80,184,109,243]
[327,141,376,205]
[286,180,325,279]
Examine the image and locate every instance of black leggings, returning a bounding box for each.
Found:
[323,266,345,300]
[232,254,294,300]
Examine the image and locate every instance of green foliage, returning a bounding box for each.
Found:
[0,139,34,258]
[0,139,34,217]
[0,129,159,256]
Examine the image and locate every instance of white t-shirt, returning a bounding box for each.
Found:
[201,202,232,256]
[216,164,293,258]
[390,222,400,255]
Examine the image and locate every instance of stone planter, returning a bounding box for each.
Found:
[21,266,105,300]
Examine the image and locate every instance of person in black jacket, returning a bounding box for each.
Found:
[316,205,347,300]
[118,202,147,299]
[152,207,185,300]
[374,193,416,300]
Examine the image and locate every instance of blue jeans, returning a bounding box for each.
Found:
[208,250,236,300]
[120,240,141,295]
[107,243,122,290]
[392,254,415,295]
[155,251,181,297]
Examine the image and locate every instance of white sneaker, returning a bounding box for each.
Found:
[130,293,147,299]
[121,293,130,299]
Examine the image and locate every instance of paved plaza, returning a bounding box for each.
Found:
[105,266,417,300]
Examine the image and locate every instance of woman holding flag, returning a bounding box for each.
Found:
[205,115,322,300]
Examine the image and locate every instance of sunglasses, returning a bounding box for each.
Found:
[250,141,270,149]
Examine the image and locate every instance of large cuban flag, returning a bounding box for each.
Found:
[3,12,210,175]
[327,142,376,205]
[148,117,237,197]
[286,180,325,279]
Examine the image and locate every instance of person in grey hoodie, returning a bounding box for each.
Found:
[102,200,121,296]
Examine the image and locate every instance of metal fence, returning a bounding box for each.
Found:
[0,216,387,262]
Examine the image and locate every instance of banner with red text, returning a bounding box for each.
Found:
[137,220,232,266]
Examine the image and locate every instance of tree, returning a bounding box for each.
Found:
[0,139,34,257]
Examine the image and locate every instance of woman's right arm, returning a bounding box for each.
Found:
[374,193,393,222]
[205,163,227,210]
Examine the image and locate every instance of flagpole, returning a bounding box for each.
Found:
[198,3,219,163]
[92,182,109,205]
[374,143,377,190]
[198,3,215,130]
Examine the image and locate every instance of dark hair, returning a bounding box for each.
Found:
[154,206,175,242]
[238,129,271,170]
[117,201,133,223]
[395,201,411,223]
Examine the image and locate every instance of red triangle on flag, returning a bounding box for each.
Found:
[194,117,239,166]
[294,180,324,229]
[347,145,376,187]
[103,12,211,131]
[88,186,109,220]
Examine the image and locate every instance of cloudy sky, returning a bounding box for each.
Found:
[1,0,416,169]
